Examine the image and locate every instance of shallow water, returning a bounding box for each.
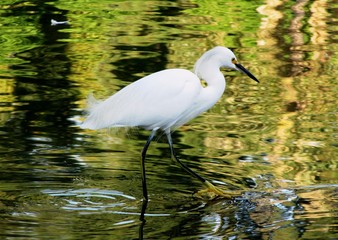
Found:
[0,0,337,239]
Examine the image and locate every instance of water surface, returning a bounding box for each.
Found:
[0,0,337,239]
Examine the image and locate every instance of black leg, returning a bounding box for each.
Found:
[166,132,206,183]
[166,131,232,198]
[141,130,156,201]
[138,199,148,239]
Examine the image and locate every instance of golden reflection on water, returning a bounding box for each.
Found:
[0,0,336,238]
[252,0,336,188]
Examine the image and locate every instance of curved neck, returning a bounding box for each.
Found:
[197,65,226,111]
[201,63,226,93]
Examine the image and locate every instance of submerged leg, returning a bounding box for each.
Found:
[141,130,157,201]
[166,131,234,199]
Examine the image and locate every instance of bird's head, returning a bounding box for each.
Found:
[195,46,259,83]
[220,47,259,83]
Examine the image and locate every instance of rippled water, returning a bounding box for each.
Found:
[0,0,337,239]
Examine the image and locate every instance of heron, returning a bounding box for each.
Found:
[81,46,259,200]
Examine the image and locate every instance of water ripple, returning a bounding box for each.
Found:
[42,188,136,212]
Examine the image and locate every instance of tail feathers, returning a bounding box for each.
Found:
[86,93,101,111]
[80,117,98,130]
[81,93,103,130]
[81,93,127,130]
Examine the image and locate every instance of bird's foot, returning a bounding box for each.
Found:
[193,180,239,200]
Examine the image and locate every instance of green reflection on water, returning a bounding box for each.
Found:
[0,0,337,239]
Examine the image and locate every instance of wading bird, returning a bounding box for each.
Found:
[81,46,259,200]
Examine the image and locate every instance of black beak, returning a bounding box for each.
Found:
[235,63,259,83]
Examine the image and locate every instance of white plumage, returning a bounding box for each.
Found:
[81,69,202,131]
[81,46,259,200]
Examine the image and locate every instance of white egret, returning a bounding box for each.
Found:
[81,46,259,200]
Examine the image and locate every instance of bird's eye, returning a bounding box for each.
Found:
[232,58,237,64]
